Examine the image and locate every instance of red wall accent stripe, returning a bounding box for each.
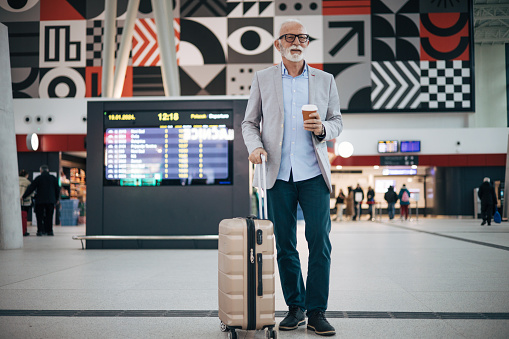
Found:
[331,154,506,167]
[16,134,506,167]
[16,135,86,152]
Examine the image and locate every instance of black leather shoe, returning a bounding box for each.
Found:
[23,233,30,236]
[307,311,336,336]
[47,232,54,236]
[481,221,486,226]
[279,305,306,331]
[36,232,42,236]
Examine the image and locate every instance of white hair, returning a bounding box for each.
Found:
[277,19,307,37]
[484,177,490,182]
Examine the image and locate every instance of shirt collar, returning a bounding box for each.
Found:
[281,61,308,78]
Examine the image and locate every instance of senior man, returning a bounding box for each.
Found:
[242,19,343,336]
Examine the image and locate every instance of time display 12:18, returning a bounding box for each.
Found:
[158,112,180,121]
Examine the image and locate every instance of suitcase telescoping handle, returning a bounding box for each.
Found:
[257,154,268,220]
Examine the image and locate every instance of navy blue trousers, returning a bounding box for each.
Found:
[267,174,332,314]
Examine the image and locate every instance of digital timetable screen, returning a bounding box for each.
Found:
[377,140,398,153]
[400,140,421,153]
[103,110,234,186]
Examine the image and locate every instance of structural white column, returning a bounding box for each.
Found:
[0,24,23,249]
[102,0,117,98]
[113,0,140,98]
[152,0,180,96]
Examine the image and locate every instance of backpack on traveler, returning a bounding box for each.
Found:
[401,191,410,203]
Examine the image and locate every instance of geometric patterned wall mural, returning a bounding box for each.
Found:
[2,0,474,113]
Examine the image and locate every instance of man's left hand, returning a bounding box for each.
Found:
[303,112,323,136]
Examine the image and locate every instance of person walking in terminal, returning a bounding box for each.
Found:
[478,177,497,226]
[334,188,346,221]
[398,184,411,220]
[242,18,343,337]
[352,184,364,221]
[22,165,59,236]
[384,185,398,220]
[366,186,375,220]
[18,169,32,236]
[345,186,354,220]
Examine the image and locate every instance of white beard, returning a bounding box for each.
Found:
[279,43,305,62]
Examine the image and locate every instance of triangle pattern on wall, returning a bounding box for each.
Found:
[40,0,85,20]
[181,65,225,88]
[244,2,256,14]
[226,1,274,17]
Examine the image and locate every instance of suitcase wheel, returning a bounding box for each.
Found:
[220,321,228,332]
[227,329,237,339]
[266,328,277,339]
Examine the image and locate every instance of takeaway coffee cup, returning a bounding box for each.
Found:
[302,104,317,122]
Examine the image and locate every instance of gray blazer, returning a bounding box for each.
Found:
[242,63,343,192]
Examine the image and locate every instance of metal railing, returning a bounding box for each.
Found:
[373,202,420,222]
[72,235,219,250]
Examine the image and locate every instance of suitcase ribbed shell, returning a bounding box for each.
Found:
[218,217,275,330]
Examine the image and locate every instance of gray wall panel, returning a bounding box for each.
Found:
[86,101,104,249]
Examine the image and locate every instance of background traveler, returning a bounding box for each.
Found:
[352,184,364,221]
[478,177,497,226]
[334,189,346,221]
[398,184,411,220]
[18,169,32,236]
[384,186,398,220]
[366,186,375,221]
[22,165,59,236]
[242,18,343,336]
[345,186,354,221]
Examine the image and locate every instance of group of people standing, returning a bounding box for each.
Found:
[334,184,374,221]
[334,184,412,221]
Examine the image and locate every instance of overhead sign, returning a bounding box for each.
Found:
[380,155,418,166]
[382,169,417,176]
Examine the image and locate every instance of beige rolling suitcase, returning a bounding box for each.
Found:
[218,155,276,339]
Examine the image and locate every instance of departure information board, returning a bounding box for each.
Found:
[400,140,421,153]
[103,110,233,186]
[377,140,398,153]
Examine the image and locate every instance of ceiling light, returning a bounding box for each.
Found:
[26,133,39,151]
[336,141,354,158]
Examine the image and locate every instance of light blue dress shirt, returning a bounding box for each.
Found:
[277,62,322,183]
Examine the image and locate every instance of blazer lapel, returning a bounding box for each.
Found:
[274,64,284,118]
[308,65,316,105]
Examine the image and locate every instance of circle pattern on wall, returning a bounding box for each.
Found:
[0,0,38,12]
[39,67,85,98]
[228,26,273,56]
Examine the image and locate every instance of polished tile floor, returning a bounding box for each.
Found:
[1,217,508,338]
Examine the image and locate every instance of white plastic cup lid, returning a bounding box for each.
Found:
[302,104,317,111]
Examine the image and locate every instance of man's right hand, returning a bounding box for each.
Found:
[248,148,268,164]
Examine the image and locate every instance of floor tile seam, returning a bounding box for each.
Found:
[0,288,136,293]
[408,291,509,295]
[1,310,509,320]
[394,281,505,312]
[434,319,469,338]
[436,231,509,234]
[386,283,437,314]
[376,222,509,252]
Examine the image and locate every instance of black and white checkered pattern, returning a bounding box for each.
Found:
[86,20,129,67]
[420,60,471,110]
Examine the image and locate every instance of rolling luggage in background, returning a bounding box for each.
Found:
[218,155,276,339]
[494,207,501,224]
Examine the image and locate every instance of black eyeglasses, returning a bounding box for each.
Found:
[278,34,310,43]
